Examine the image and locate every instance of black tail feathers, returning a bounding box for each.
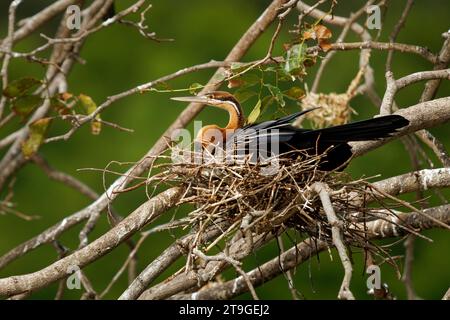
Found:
[312,115,409,143]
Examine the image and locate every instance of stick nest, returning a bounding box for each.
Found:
[151,150,404,254]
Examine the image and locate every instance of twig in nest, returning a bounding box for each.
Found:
[141,147,419,295]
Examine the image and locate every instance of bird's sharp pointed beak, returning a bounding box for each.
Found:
[171,96,207,103]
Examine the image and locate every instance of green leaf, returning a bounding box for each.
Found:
[276,67,296,81]
[240,73,260,87]
[12,95,43,118]
[284,86,305,100]
[234,89,257,103]
[284,43,307,76]
[79,94,96,114]
[21,117,52,158]
[247,99,262,124]
[79,94,101,135]
[188,83,202,95]
[262,66,278,73]
[265,84,285,107]
[228,72,261,89]
[3,77,41,98]
[261,95,275,113]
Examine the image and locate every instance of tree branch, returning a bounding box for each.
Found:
[351,97,450,157]
[312,182,355,300]
[0,187,183,297]
[171,204,449,300]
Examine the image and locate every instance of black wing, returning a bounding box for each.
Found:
[224,112,409,171]
[240,108,318,131]
[227,108,317,146]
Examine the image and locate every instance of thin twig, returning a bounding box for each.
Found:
[385,0,414,72]
[402,235,418,300]
[0,0,23,119]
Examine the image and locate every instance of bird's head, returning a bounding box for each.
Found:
[171,91,243,120]
[171,91,245,147]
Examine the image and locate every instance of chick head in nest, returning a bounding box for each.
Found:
[301,92,356,128]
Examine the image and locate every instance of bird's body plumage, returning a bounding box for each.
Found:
[171,91,409,171]
[226,110,409,170]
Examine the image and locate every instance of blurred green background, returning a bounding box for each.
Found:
[0,0,449,299]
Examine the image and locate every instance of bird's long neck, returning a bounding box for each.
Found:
[197,98,244,146]
[219,100,244,131]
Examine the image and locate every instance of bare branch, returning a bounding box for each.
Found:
[373,167,450,194]
[402,235,418,300]
[312,182,355,300]
[119,221,230,300]
[385,0,414,72]
[311,0,375,93]
[172,205,449,300]
[137,232,276,300]
[0,0,23,119]
[420,34,450,102]
[415,130,450,167]
[6,0,79,44]
[192,248,260,300]
[0,0,448,301]
[443,287,450,300]
[0,0,286,272]
[380,69,450,115]
[0,187,183,297]
[312,41,437,64]
[32,154,98,199]
[351,97,450,157]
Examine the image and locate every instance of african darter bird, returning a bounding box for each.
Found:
[171,91,409,171]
